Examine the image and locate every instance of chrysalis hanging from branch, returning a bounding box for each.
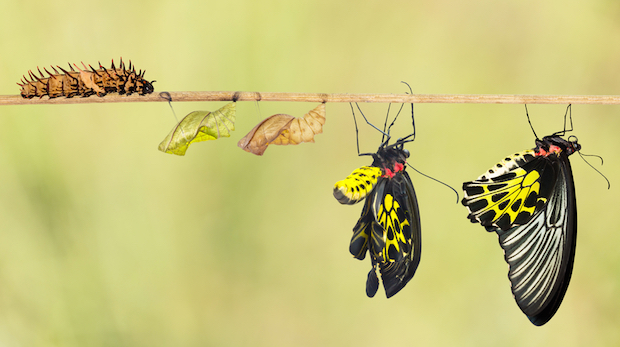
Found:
[237,103,326,156]
[158,102,236,156]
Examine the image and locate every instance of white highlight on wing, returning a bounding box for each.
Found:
[497,171,568,315]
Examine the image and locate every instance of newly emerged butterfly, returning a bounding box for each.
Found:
[334,89,421,298]
[462,105,582,326]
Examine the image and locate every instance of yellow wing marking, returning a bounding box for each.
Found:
[377,194,410,262]
[492,169,539,224]
[350,219,370,259]
[466,167,547,227]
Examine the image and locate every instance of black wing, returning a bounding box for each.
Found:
[489,154,577,325]
[351,172,421,298]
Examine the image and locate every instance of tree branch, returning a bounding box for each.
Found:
[2,91,620,105]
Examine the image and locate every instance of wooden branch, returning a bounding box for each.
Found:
[2,91,620,105]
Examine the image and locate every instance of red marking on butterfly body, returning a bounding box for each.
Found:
[381,162,405,178]
[536,145,562,157]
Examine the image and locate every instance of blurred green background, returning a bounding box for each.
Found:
[1,0,619,346]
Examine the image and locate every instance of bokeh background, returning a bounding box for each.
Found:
[1,1,619,346]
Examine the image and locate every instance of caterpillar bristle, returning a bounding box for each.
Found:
[44,67,57,79]
[89,65,102,77]
[29,70,41,82]
[56,65,71,76]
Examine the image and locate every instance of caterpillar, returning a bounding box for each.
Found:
[17,59,155,99]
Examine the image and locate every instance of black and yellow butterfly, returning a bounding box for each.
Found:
[462,105,581,326]
[333,98,420,298]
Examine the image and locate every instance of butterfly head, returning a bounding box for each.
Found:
[567,135,581,154]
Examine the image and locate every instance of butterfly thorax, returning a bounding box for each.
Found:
[371,146,409,178]
[475,136,580,182]
[535,136,581,158]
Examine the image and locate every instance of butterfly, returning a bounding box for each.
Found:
[333,88,421,298]
[461,105,581,325]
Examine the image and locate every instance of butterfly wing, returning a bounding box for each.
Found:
[462,150,555,231]
[462,148,577,325]
[349,181,386,297]
[376,171,421,298]
[350,180,385,262]
[493,154,576,326]
[353,171,421,298]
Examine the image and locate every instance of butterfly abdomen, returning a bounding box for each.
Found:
[471,150,536,182]
[333,166,382,205]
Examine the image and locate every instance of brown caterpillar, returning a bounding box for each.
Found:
[18,58,155,99]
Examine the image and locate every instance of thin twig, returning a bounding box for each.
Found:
[2,91,620,105]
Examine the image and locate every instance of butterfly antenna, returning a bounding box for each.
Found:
[525,104,540,140]
[549,104,575,137]
[395,81,416,143]
[385,102,406,142]
[406,163,460,203]
[576,150,610,189]
[382,103,392,144]
[354,103,391,140]
[350,103,362,156]
[562,104,574,135]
